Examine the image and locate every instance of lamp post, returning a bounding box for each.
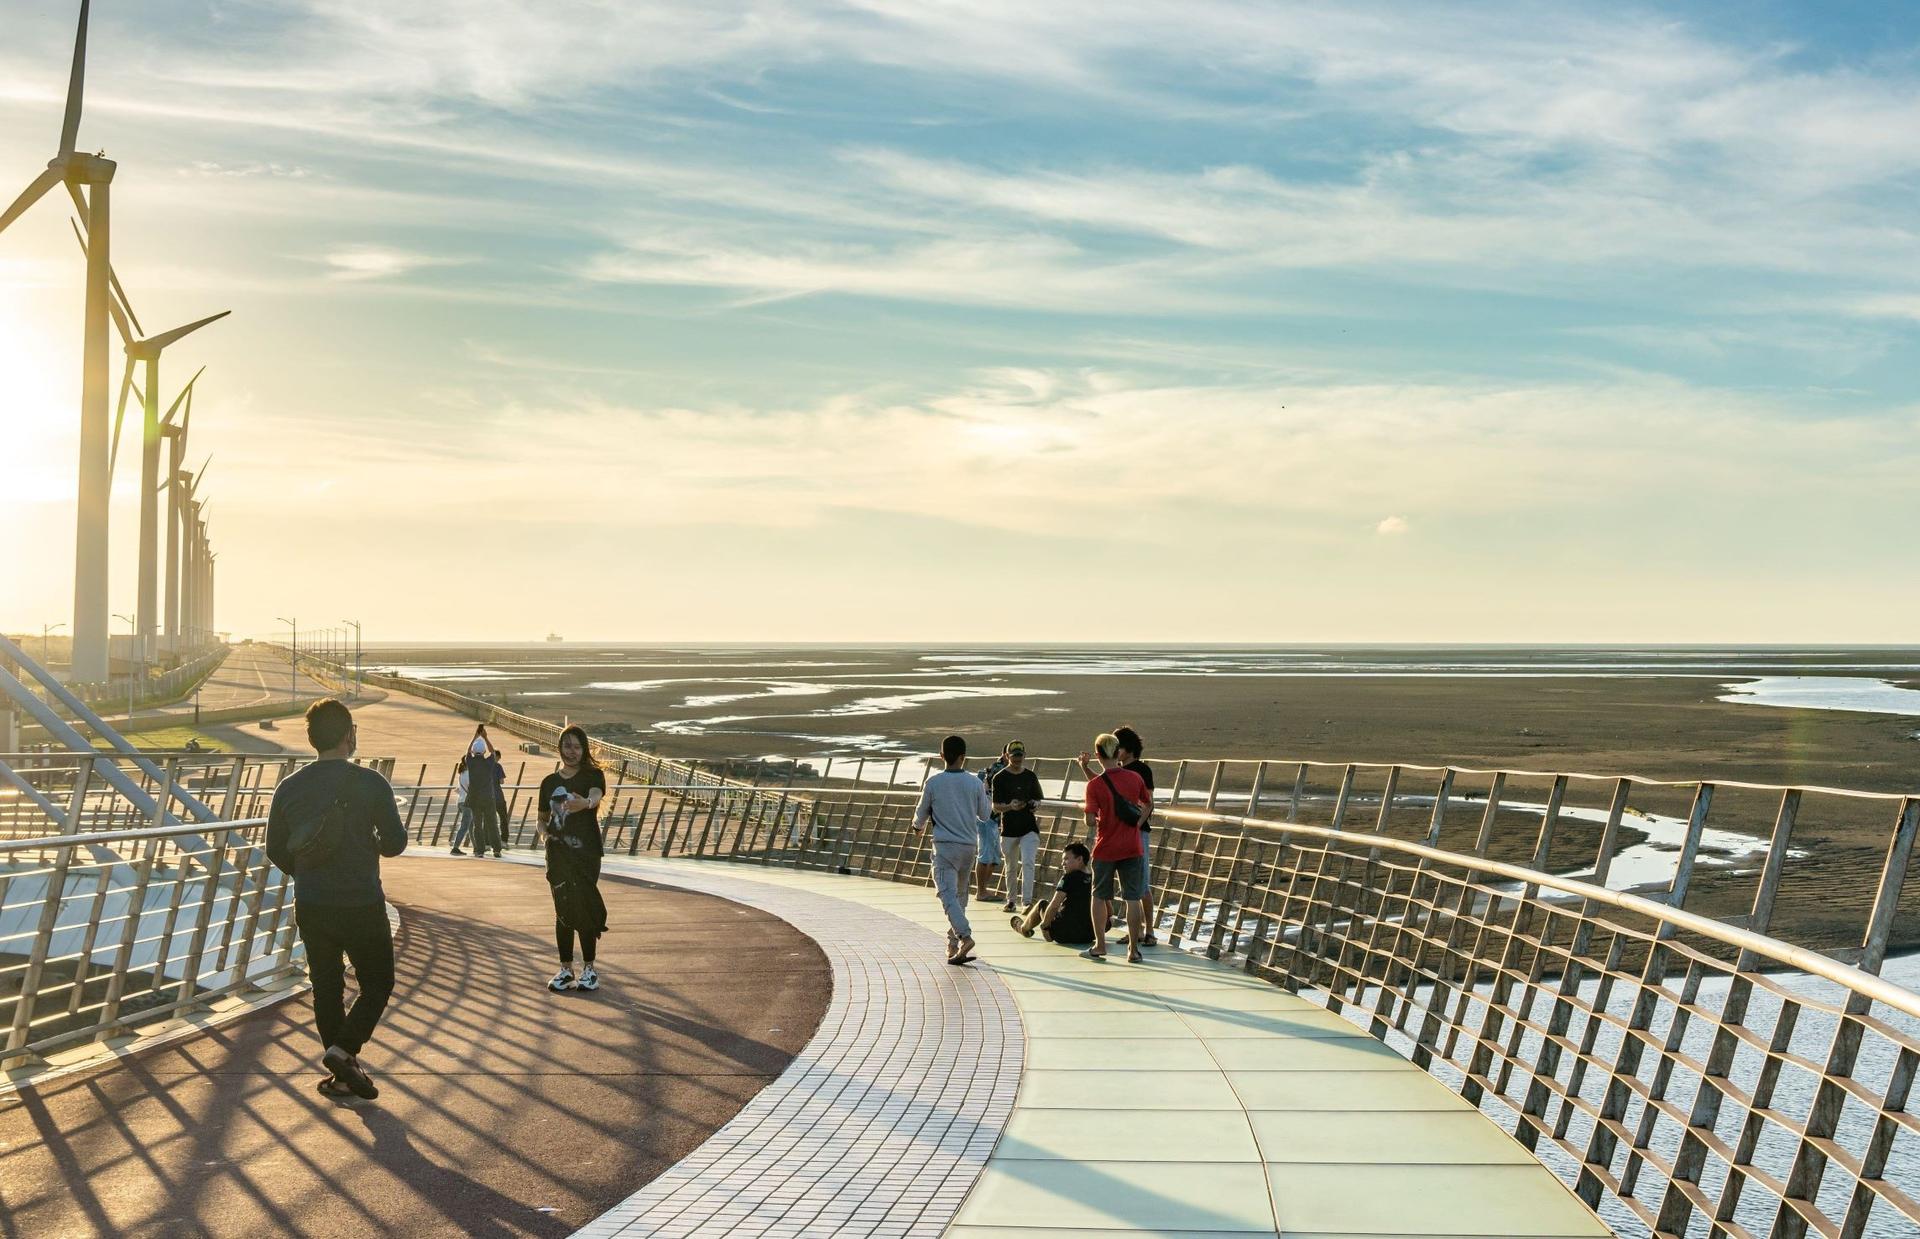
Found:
[113,611,136,719]
[278,616,296,702]
[42,622,65,667]
[342,619,362,693]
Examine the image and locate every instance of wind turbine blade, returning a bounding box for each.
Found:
[68,209,144,336]
[162,366,205,426]
[109,355,134,478]
[65,178,89,228]
[59,0,91,155]
[109,267,142,337]
[107,278,133,346]
[0,167,62,235]
[190,456,213,495]
[144,309,230,353]
[182,384,193,436]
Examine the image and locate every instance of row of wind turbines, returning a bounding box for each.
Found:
[2,0,228,684]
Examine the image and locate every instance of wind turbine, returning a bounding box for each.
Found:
[159,371,205,657]
[0,1,116,682]
[182,476,217,650]
[71,218,230,662]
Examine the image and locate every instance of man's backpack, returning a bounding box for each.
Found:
[288,795,354,870]
[1099,772,1144,828]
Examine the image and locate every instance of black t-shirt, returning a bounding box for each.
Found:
[538,766,607,859]
[992,767,1045,838]
[1049,869,1094,944]
[265,759,407,907]
[1126,760,1155,832]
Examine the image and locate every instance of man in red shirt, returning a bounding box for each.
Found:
[1080,732,1149,962]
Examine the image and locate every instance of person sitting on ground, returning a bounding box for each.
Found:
[913,734,993,966]
[265,698,407,1102]
[1080,731,1150,962]
[1008,841,1096,947]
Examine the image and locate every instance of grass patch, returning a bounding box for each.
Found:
[95,726,235,753]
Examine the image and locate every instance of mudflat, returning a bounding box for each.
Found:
[365,645,1920,793]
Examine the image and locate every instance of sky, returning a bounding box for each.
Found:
[1,0,1918,644]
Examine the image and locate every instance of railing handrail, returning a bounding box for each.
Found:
[0,815,270,854]
[1145,805,1920,1021]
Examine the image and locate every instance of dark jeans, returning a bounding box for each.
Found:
[296,901,395,1055]
[551,849,604,965]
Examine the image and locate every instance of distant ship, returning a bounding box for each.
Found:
[546,633,563,643]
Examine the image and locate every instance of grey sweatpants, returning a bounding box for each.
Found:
[931,841,977,939]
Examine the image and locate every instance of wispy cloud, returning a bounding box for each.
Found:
[318,245,464,282]
[6,1,1920,639]
[581,231,1253,313]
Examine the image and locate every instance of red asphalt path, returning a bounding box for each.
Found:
[0,857,830,1238]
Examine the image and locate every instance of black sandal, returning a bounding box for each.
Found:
[317,1076,357,1101]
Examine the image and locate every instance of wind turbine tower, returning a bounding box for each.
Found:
[0,1,115,681]
[160,372,204,656]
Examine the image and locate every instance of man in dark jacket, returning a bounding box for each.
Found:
[266,698,407,1100]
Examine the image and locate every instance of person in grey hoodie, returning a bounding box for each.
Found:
[913,734,994,965]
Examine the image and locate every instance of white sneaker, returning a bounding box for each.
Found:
[576,965,600,992]
[548,968,575,992]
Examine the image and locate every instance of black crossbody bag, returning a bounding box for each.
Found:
[1099,772,1144,828]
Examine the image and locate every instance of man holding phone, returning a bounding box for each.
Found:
[991,740,1045,910]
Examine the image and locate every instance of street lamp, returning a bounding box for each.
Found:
[113,612,137,719]
[42,622,65,666]
[277,616,297,702]
[342,618,362,692]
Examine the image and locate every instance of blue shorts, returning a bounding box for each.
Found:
[975,820,1002,865]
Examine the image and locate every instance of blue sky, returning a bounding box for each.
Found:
[2,0,1917,641]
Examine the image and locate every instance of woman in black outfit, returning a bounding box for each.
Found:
[538,725,608,992]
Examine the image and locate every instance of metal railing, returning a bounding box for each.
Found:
[0,816,299,1070]
[3,732,1915,1235]
[504,771,1917,1239]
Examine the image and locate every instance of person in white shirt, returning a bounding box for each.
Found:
[913,734,994,965]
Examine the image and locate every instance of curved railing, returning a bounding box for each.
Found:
[5,738,1915,1235]
[0,817,299,1071]
[544,778,1918,1239]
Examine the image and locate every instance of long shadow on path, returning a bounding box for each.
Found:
[0,858,830,1239]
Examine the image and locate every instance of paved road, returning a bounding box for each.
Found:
[0,857,830,1238]
[225,684,528,781]
[115,643,338,727]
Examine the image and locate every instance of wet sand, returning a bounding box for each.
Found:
[355,646,1920,952]
[365,646,1920,795]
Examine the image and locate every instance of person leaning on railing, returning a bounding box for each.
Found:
[265,697,408,1102]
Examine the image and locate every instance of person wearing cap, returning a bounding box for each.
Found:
[457,736,506,858]
[991,740,1045,911]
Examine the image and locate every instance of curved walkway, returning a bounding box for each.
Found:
[595,858,1611,1239]
[0,857,829,1238]
[572,860,1024,1239]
